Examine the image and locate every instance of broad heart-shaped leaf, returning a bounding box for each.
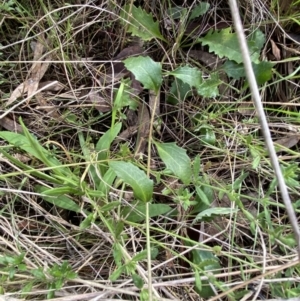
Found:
[109,161,153,202]
[199,28,265,64]
[120,5,165,41]
[124,56,162,94]
[154,142,192,185]
[167,66,202,89]
[189,2,210,21]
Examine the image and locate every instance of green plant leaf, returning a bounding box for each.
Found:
[247,29,265,63]
[0,119,73,179]
[189,2,210,21]
[113,242,123,267]
[252,61,274,85]
[109,161,153,202]
[0,131,62,171]
[21,282,34,295]
[168,79,192,104]
[120,5,165,41]
[131,248,158,262]
[167,6,187,20]
[114,222,124,240]
[196,125,216,145]
[113,79,139,110]
[0,149,60,184]
[132,249,148,262]
[124,56,162,94]
[232,172,249,190]
[199,28,265,64]
[122,203,171,222]
[167,66,202,89]
[250,148,261,169]
[192,250,221,299]
[193,155,201,180]
[35,185,82,213]
[223,60,245,79]
[78,131,101,187]
[99,201,121,212]
[140,288,149,301]
[191,249,220,298]
[197,73,221,97]
[79,213,95,230]
[223,60,273,85]
[192,180,214,213]
[199,28,241,62]
[195,186,212,208]
[110,265,125,281]
[96,122,122,155]
[20,119,71,176]
[98,167,117,195]
[193,207,238,223]
[194,269,202,293]
[154,142,192,185]
[38,186,83,196]
[132,273,144,289]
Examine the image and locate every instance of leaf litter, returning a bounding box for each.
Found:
[7,35,52,106]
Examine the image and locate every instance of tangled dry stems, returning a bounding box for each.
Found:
[1,0,300,300]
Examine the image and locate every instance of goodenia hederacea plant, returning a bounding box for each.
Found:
[124,55,220,99]
[154,141,192,185]
[188,2,210,21]
[121,203,172,222]
[124,56,162,95]
[197,72,221,97]
[167,2,210,24]
[0,118,72,178]
[96,122,122,175]
[167,66,221,98]
[167,66,203,87]
[223,60,274,85]
[120,5,166,42]
[35,185,82,213]
[109,161,153,202]
[125,58,200,95]
[199,28,265,64]
[199,28,273,85]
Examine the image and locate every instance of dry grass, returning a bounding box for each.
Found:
[1,0,300,300]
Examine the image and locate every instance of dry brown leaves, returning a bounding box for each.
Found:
[7,36,53,106]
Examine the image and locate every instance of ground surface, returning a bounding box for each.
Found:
[1,0,300,300]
